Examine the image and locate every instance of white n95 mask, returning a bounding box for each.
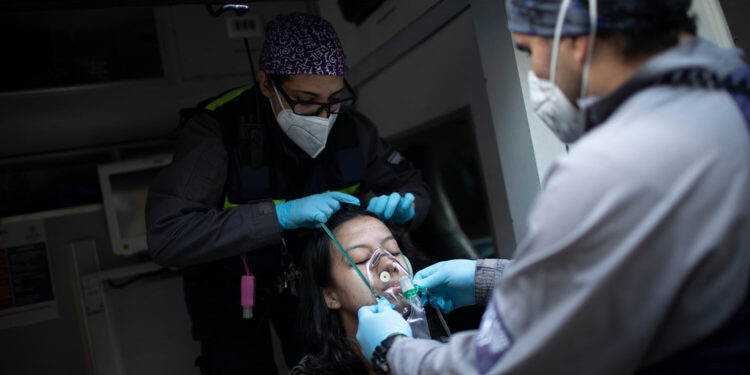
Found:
[527,70,584,144]
[528,0,598,144]
[272,85,337,158]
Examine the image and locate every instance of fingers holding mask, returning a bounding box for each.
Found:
[413,262,442,289]
[412,259,477,313]
[356,298,412,360]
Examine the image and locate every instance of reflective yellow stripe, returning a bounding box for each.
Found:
[223,183,360,210]
[204,84,255,112]
[336,184,359,196]
[224,196,239,210]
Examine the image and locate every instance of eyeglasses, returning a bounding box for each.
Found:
[274,80,357,116]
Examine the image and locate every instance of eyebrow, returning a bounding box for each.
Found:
[291,87,344,99]
[515,43,531,53]
[344,235,396,253]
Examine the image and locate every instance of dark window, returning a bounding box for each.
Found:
[0,7,162,92]
[392,108,495,262]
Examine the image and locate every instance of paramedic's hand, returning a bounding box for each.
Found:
[414,259,476,313]
[357,298,412,360]
[366,192,415,223]
[275,192,360,231]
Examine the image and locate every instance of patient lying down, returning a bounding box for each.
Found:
[290,205,429,375]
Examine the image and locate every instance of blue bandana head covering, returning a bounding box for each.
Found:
[259,12,347,76]
[506,0,692,36]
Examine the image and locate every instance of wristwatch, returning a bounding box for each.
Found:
[371,334,405,375]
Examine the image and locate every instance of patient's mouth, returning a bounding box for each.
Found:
[383,282,402,294]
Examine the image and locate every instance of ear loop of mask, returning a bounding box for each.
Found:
[550,0,572,87]
[581,0,598,99]
[321,223,383,300]
[271,83,288,113]
[551,0,598,99]
[400,251,412,278]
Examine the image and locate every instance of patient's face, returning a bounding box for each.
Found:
[323,215,412,317]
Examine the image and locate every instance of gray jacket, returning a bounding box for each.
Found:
[387,38,750,375]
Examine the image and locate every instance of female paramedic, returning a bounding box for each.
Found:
[356,0,750,374]
[146,13,431,375]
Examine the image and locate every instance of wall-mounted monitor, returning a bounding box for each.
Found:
[97,154,172,256]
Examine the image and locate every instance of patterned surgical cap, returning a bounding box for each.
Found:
[259,12,347,76]
[506,0,692,36]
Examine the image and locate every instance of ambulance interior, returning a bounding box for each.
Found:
[0,1,746,373]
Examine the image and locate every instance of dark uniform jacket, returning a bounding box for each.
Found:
[145,85,431,348]
[146,85,430,268]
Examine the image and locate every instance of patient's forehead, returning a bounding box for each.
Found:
[329,216,393,258]
[332,216,391,242]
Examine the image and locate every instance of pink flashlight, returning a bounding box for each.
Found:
[240,254,255,319]
[241,274,255,319]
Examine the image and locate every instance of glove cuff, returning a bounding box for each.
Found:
[275,201,288,231]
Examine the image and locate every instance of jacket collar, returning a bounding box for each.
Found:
[581,38,747,130]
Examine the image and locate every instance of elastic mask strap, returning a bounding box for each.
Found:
[398,250,412,278]
[550,0,573,85]
[580,0,598,98]
[271,84,288,112]
[321,223,381,299]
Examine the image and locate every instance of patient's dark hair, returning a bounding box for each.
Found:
[298,204,415,374]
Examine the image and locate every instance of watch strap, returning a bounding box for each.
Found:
[371,334,405,375]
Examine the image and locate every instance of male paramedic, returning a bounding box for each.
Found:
[146,12,431,375]
[356,0,750,374]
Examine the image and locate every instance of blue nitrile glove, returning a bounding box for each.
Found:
[413,259,477,313]
[275,192,360,231]
[366,192,415,223]
[356,298,413,361]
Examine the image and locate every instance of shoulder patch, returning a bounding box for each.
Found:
[386,150,405,165]
[475,294,513,374]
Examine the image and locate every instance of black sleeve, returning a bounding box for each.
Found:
[351,111,432,230]
[145,111,281,267]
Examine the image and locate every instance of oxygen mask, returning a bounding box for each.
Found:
[364,247,412,315]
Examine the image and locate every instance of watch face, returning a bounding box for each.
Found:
[376,363,390,375]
